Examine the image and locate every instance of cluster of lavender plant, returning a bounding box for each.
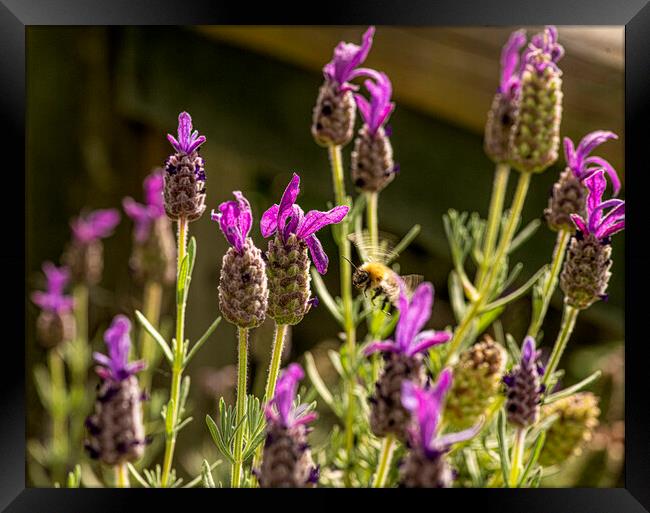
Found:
[29,25,624,488]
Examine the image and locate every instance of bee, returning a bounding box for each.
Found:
[348,230,422,310]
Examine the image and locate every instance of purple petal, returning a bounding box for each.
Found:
[363,340,397,356]
[260,204,279,238]
[42,262,69,295]
[123,197,153,243]
[324,26,375,85]
[583,156,621,196]
[278,173,301,229]
[305,234,329,275]
[167,112,206,154]
[406,329,452,357]
[570,214,588,234]
[589,198,622,235]
[233,191,252,241]
[435,420,483,448]
[296,205,349,239]
[92,352,112,368]
[563,137,577,172]
[395,282,433,352]
[143,171,165,214]
[583,170,607,224]
[354,93,371,124]
[594,200,625,239]
[576,130,617,163]
[521,336,536,365]
[499,29,526,95]
[598,220,625,239]
[272,363,304,426]
[282,204,305,241]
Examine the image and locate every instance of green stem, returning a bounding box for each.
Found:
[445,172,532,364]
[161,216,188,488]
[508,427,527,487]
[328,144,357,480]
[372,434,396,488]
[542,304,580,388]
[527,229,571,339]
[231,327,249,488]
[251,323,288,480]
[139,281,163,394]
[69,284,89,461]
[365,191,381,383]
[477,163,511,289]
[115,463,130,488]
[49,348,68,483]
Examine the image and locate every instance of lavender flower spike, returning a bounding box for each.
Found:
[503,336,543,427]
[258,363,319,488]
[211,191,253,254]
[364,282,451,357]
[499,29,527,98]
[564,131,621,195]
[323,26,377,90]
[261,173,349,275]
[71,209,120,243]
[167,111,206,155]
[93,315,145,382]
[31,262,74,314]
[399,370,482,488]
[570,170,625,240]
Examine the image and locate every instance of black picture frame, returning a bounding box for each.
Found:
[3,1,649,511]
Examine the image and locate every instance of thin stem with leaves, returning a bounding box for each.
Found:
[231,326,249,488]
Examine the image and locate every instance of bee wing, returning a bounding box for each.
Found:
[400,274,425,298]
[348,230,399,264]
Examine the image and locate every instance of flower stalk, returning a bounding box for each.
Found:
[231,326,249,488]
[371,433,395,488]
[138,281,163,393]
[116,463,130,488]
[527,228,571,338]
[49,348,68,483]
[542,304,579,388]
[508,427,527,487]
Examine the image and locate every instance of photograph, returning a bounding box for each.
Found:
[23,24,628,490]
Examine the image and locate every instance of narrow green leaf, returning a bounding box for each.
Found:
[519,431,546,486]
[165,398,175,434]
[185,316,222,366]
[135,310,173,364]
[127,463,150,488]
[481,266,547,313]
[497,409,511,487]
[477,306,504,334]
[543,370,602,405]
[174,416,193,433]
[387,224,421,265]
[310,268,343,325]
[304,352,337,415]
[448,271,466,322]
[176,254,189,306]
[509,219,541,254]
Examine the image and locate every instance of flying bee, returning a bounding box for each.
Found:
[347,230,423,310]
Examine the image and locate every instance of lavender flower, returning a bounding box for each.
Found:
[510,26,564,173]
[212,191,268,329]
[261,173,348,275]
[31,262,74,314]
[163,111,207,222]
[365,282,451,440]
[570,170,625,241]
[399,369,481,488]
[258,363,319,488]
[85,315,147,466]
[123,170,176,285]
[351,72,397,192]
[31,262,75,348]
[564,131,620,194]
[64,208,120,285]
[364,282,451,357]
[323,26,377,90]
[262,173,348,325]
[561,169,625,309]
[70,209,120,244]
[484,29,526,163]
[503,336,543,427]
[312,27,378,147]
[93,315,146,382]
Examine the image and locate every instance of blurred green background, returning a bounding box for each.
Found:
[26,26,624,487]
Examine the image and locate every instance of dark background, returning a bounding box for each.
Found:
[25,26,625,487]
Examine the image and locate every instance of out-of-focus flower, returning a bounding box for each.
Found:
[31,262,75,348]
[257,364,319,488]
[85,315,147,466]
[312,27,378,147]
[212,191,268,329]
[70,209,120,244]
[399,369,481,488]
[365,282,451,441]
[351,72,397,192]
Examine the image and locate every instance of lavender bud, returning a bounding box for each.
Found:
[446,337,506,429]
[266,234,313,326]
[544,169,587,232]
[539,392,600,466]
[312,81,356,147]
[351,125,395,193]
[219,238,268,329]
[370,352,426,442]
[36,310,75,349]
[504,337,543,428]
[560,233,612,310]
[63,238,104,286]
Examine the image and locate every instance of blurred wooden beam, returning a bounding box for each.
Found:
[194,26,624,176]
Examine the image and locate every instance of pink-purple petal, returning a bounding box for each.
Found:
[296,205,349,239]
[406,330,452,356]
[305,234,329,275]
[500,29,526,95]
[278,173,301,227]
[570,214,588,234]
[395,282,433,352]
[363,340,397,356]
[260,204,279,238]
[583,156,621,195]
